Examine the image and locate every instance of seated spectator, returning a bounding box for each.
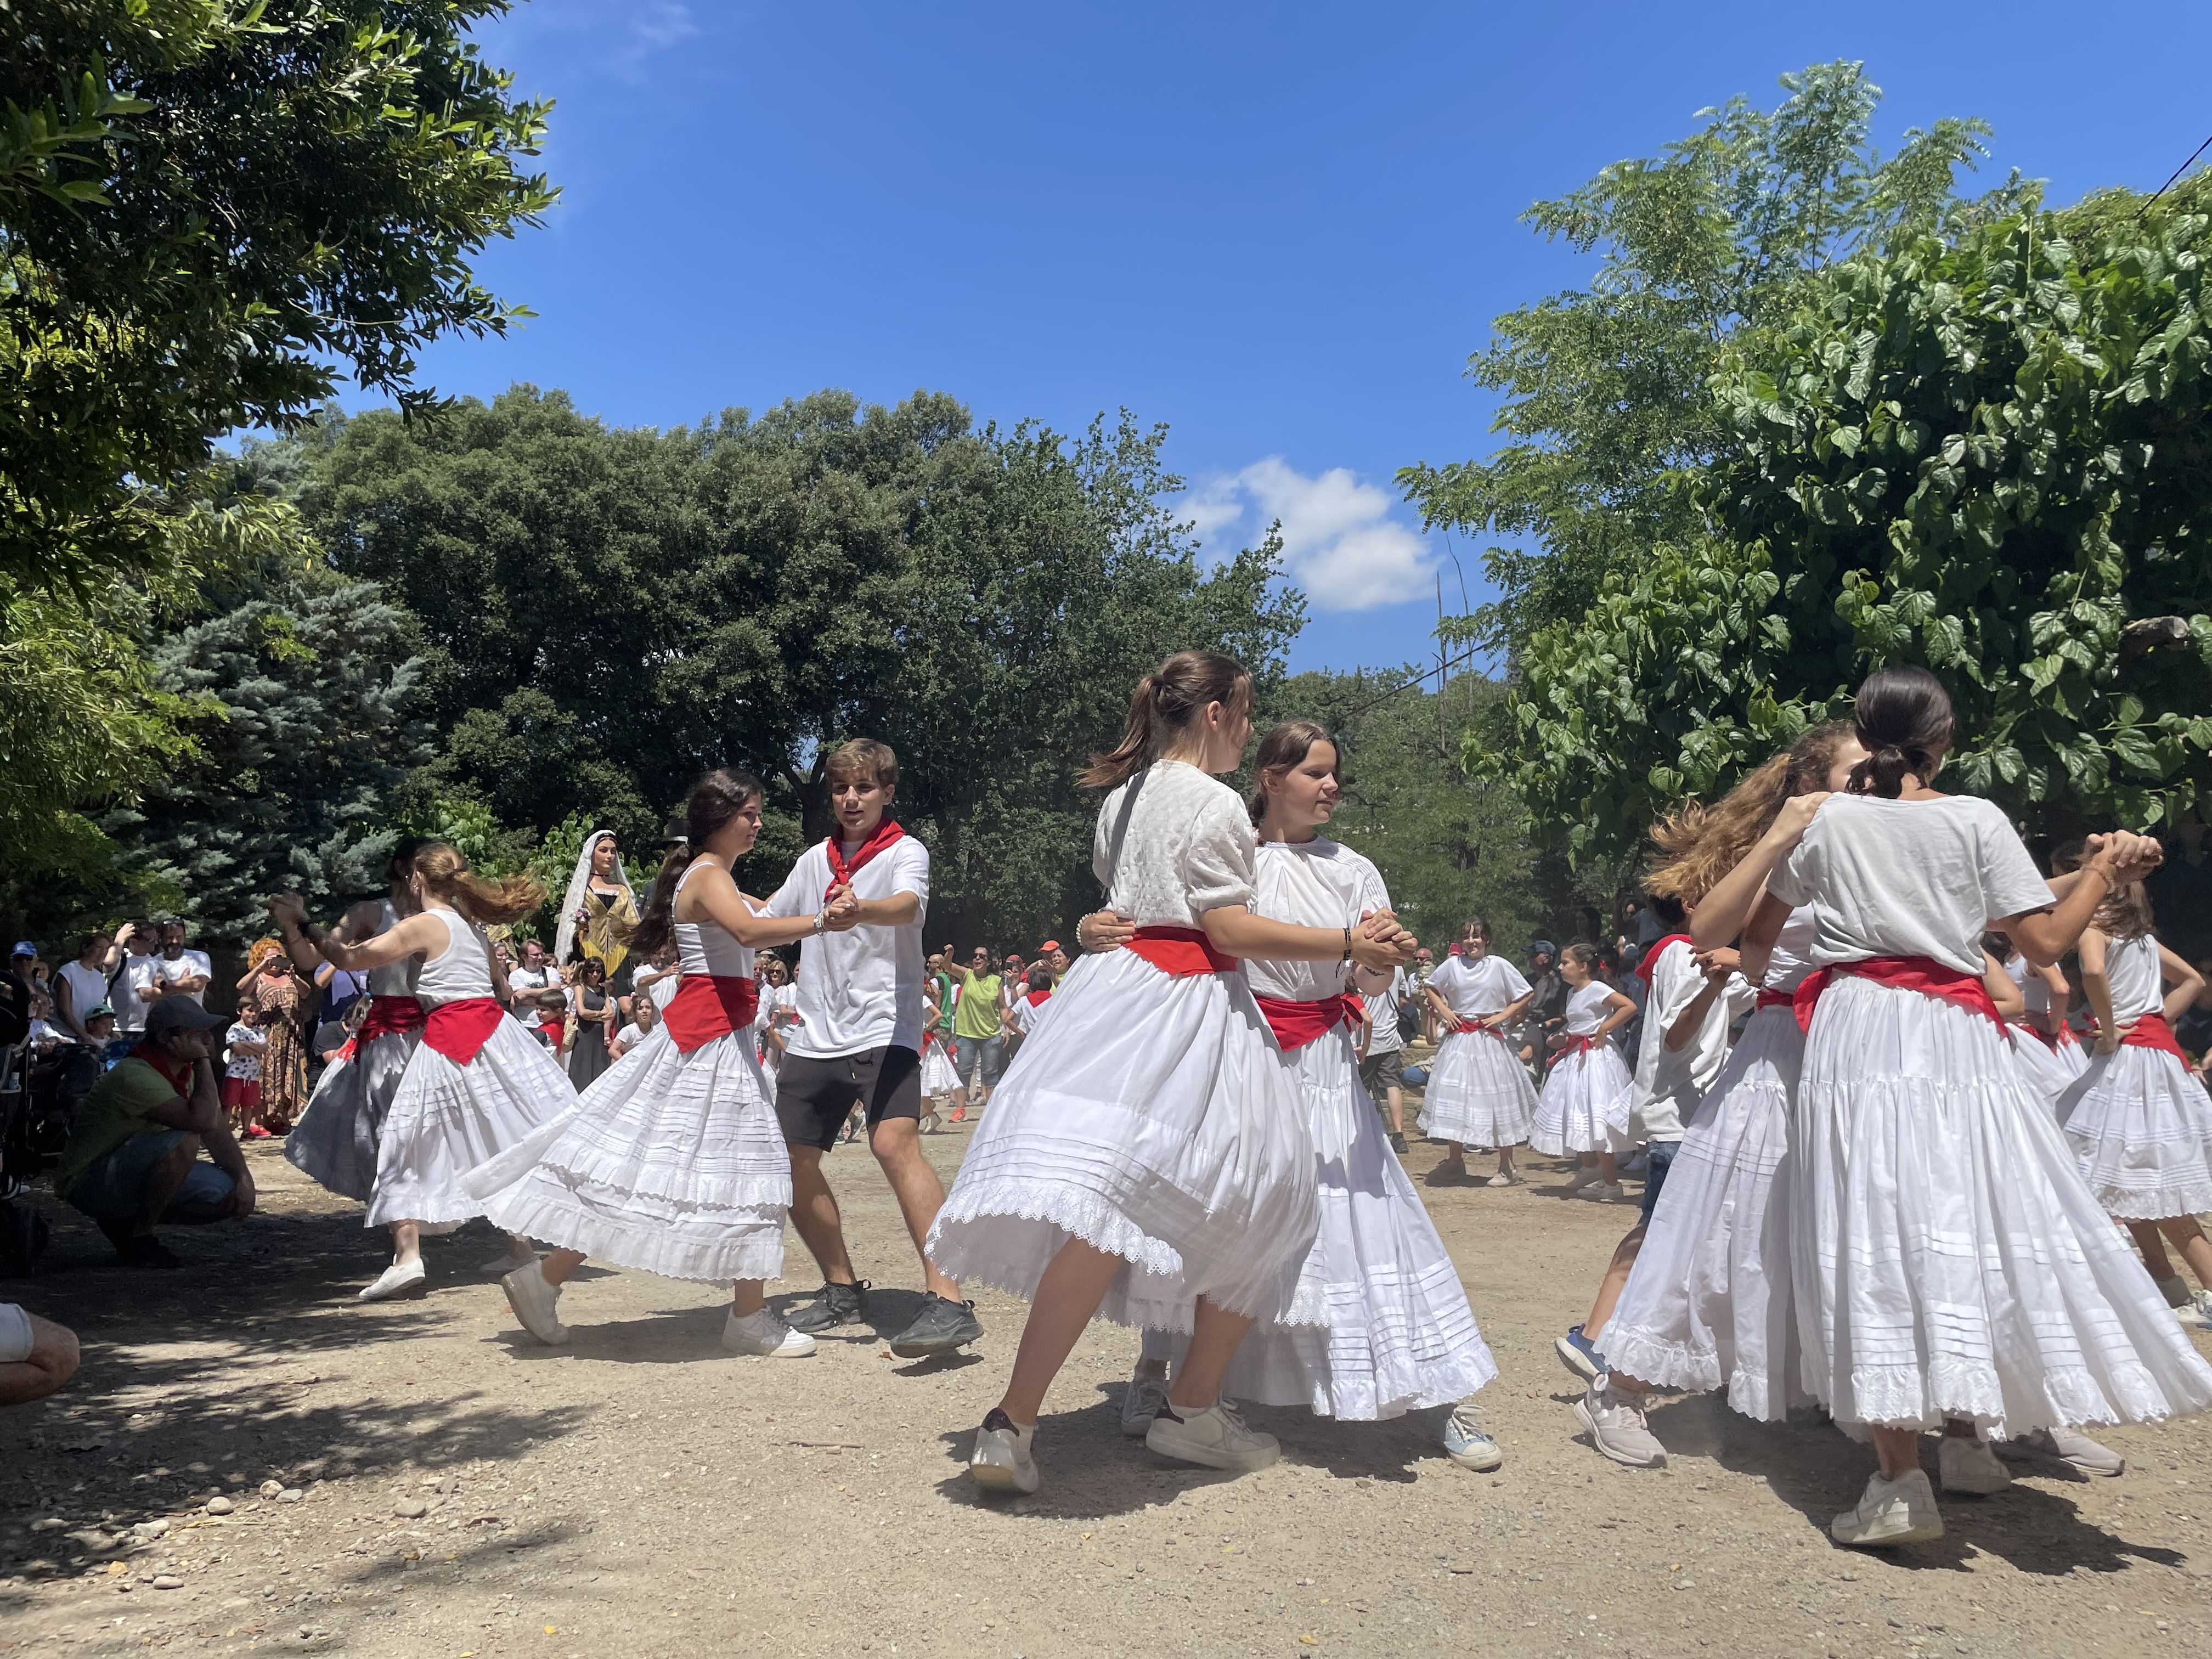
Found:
[80,1002,118,1064]
[52,996,256,1268]
[222,1006,268,1134]
[0,1304,78,1406]
[153,922,212,1005]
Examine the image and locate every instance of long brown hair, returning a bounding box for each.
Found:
[627,769,765,961]
[410,843,545,926]
[1080,650,1252,790]
[1246,718,1338,826]
[1645,721,1858,903]
[1847,665,1954,797]
[2092,879,2156,943]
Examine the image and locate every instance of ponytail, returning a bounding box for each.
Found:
[410,843,545,926]
[1078,650,1254,790]
[1846,665,1954,799]
[625,768,766,960]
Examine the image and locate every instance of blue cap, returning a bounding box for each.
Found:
[10,940,34,957]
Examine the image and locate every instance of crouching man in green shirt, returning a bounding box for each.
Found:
[54,995,255,1268]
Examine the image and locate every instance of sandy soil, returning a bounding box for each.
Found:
[4,1097,2210,1659]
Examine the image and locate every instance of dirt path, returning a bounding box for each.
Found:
[4,1121,2210,1658]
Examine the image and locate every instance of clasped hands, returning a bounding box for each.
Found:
[818,882,863,932]
[1074,906,1417,972]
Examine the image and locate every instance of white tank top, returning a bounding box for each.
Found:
[1760,905,1820,994]
[414,909,493,1007]
[2104,932,2165,1020]
[1562,980,1613,1035]
[2001,953,2052,1017]
[366,899,416,997]
[674,861,754,979]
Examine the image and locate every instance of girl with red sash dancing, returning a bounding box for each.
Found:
[1109,721,1497,1467]
[2058,884,2212,1328]
[1758,667,2211,1546]
[1416,916,1537,1186]
[465,771,859,1354]
[1528,946,1637,1183]
[279,844,571,1280]
[273,840,437,1301]
[929,653,1412,1494]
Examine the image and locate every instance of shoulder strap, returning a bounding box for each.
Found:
[1099,772,1148,894]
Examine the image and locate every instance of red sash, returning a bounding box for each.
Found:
[1451,1015,1508,1038]
[825,818,906,900]
[1254,992,1363,1052]
[1124,926,1237,978]
[1792,956,2003,1035]
[1547,1032,1596,1069]
[423,997,505,1065]
[2120,1012,2191,1064]
[338,995,426,1059]
[1634,934,1692,987]
[664,974,761,1055]
[1755,988,1793,1013]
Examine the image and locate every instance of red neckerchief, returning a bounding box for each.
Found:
[825,817,906,900]
[1023,988,1052,1007]
[129,1038,193,1097]
[1634,935,1692,988]
[1792,957,2003,1035]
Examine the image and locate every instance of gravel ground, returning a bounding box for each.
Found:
[4,1103,2210,1658]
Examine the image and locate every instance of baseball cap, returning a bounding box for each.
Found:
[11,939,35,957]
[84,1002,115,1021]
[144,994,228,1037]
[1529,939,1558,957]
[1040,940,1061,953]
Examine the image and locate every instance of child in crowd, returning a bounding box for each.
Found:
[222,1006,268,1135]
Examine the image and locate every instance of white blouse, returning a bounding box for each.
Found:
[1245,838,1389,1002]
[1091,761,1256,929]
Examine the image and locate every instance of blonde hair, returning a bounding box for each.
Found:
[1645,722,1858,904]
[1080,651,1252,790]
[824,739,898,791]
[2092,880,2155,942]
[410,843,545,926]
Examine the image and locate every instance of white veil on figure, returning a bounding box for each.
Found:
[554,830,631,966]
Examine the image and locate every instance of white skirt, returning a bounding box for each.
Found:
[1529,1039,1635,1156]
[1206,1028,1497,1418]
[286,1030,416,1206]
[1417,1027,1537,1148]
[927,949,1319,1330]
[2007,1025,2081,1110]
[920,1032,960,1095]
[465,1026,789,1283]
[1600,1006,1803,1419]
[1791,975,2212,1435]
[366,1017,577,1229]
[2055,1043,2212,1221]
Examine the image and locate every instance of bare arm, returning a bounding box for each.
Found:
[2001,833,2163,966]
[1984,953,2025,1022]
[1691,793,1830,952]
[1483,988,1535,1031]
[1735,890,1791,987]
[686,864,856,947]
[1199,906,1413,971]
[2078,928,2118,1055]
[2157,943,2204,1027]
[1592,989,1638,1042]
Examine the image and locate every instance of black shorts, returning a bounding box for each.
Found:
[775,1045,923,1150]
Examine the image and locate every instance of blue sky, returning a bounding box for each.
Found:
[408,1,2212,676]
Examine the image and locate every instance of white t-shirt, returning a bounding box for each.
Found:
[1363,968,1411,1057]
[1005,992,1053,1039]
[508,964,555,1028]
[1245,838,1389,1003]
[155,949,213,1003]
[56,960,109,1034]
[0,1302,31,1364]
[1629,939,1746,1142]
[1561,979,1616,1036]
[224,1022,262,1080]
[114,951,162,1032]
[1769,794,2054,977]
[1091,761,1256,927]
[765,828,932,1058]
[1423,952,1532,1021]
[647,970,682,1011]
[613,1022,647,1049]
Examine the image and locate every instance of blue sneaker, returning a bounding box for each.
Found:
[1442,1404,1503,1470]
[1553,1324,1608,1383]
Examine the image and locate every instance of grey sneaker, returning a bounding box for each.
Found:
[1937,1434,2011,1495]
[1831,1469,1944,1547]
[1146,1398,1279,1472]
[1442,1404,1503,1470]
[888,1293,983,1357]
[785,1279,869,1334]
[1997,1426,2125,1477]
[1121,1367,1170,1437]
[1553,1324,1608,1382]
[1573,1379,1666,1468]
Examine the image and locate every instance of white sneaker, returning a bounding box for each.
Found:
[1998,1426,2125,1477]
[1146,1397,1279,1472]
[1121,1367,1170,1437]
[2179,1291,2212,1331]
[1573,1379,1667,1468]
[1575,1182,1626,1201]
[479,1240,536,1273]
[1486,1169,1523,1188]
[1831,1468,1944,1547]
[357,1259,427,1302]
[501,1260,570,1346]
[1938,1434,2012,1495]
[723,1308,815,1357]
[1562,1166,1600,1191]
[970,1410,1040,1495]
[1442,1404,1503,1470]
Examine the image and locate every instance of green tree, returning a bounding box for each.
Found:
[1398,61,2022,657]
[1497,184,2212,864]
[98,577,432,945]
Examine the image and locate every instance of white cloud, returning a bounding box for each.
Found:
[500,1,702,83]
[1177,456,1437,611]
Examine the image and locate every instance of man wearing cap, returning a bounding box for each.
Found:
[1039,941,1070,987]
[53,995,255,1267]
